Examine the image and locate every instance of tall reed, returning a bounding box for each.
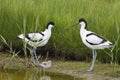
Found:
[0,0,120,62]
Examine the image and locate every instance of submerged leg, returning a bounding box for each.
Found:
[32,48,39,64]
[87,49,97,72]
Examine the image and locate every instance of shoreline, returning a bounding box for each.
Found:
[0,53,120,80]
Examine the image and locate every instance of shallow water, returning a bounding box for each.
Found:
[0,69,83,80]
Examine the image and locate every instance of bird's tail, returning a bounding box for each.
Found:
[17,34,25,39]
[102,41,114,48]
[107,41,114,47]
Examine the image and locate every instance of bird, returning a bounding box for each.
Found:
[17,22,54,64]
[73,18,113,71]
[39,60,52,71]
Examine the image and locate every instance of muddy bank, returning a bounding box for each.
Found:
[0,53,120,80]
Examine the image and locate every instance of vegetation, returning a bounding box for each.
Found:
[0,0,120,63]
[0,53,120,80]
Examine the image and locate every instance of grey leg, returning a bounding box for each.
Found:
[87,49,97,72]
[94,50,97,60]
[33,48,39,64]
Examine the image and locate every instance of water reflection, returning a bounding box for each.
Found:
[40,76,51,80]
[0,69,50,80]
[0,69,81,80]
[40,60,52,71]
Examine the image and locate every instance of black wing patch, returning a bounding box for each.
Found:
[25,34,31,40]
[86,33,107,45]
[35,31,45,36]
[39,32,44,36]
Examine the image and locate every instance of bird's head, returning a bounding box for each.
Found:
[79,18,87,29]
[46,22,54,29]
[72,18,87,29]
[79,18,87,25]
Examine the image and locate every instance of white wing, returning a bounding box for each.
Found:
[27,32,44,41]
[86,33,107,45]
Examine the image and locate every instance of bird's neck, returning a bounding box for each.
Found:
[80,24,87,37]
[44,28,52,35]
[47,26,52,31]
[80,24,87,31]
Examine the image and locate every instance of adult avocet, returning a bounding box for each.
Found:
[18,22,54,64]
[74,18,113,71]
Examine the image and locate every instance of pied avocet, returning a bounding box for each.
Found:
[18,22,54,64]
[74,18,113,71]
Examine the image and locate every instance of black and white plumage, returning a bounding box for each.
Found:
[74,18,113,71]
[18,22,54,64]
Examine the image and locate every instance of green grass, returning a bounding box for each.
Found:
[0,0,120,63]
